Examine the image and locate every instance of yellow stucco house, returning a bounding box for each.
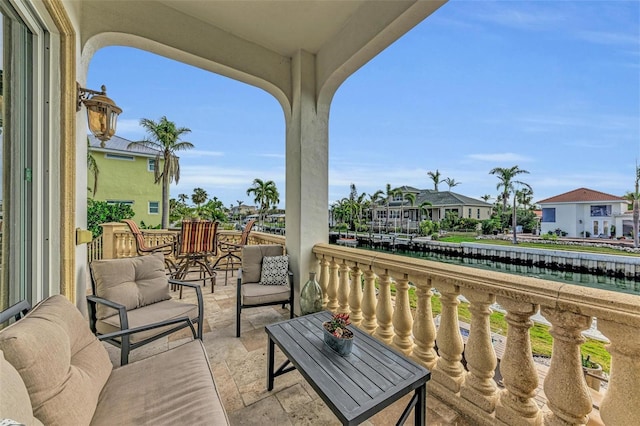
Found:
[88,135,163,227]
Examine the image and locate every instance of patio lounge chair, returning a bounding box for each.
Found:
[88,252,204,365]
[212,219,256,283]
[173,219,218,295]
[122,219,178,274]
[236,244,294,337]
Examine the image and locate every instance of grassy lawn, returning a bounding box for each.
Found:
[386,284,611,373]
[438,235,640,257]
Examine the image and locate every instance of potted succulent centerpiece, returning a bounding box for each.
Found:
[582,354,604,391]
[323,313,354,356]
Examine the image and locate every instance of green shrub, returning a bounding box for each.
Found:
[87,199,135,238]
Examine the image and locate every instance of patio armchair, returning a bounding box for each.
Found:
[236,244,294,337]
[212,219,256,283]
[122,219,178,274]
[88,252,204,365]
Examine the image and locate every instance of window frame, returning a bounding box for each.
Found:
[148,201,160,214]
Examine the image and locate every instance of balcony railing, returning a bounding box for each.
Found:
[312,243,640,426]
[89,226,638,424]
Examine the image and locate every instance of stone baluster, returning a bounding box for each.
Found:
[598,319,640,426]
[411,276,438,370]
[495,297,542,426]
[373,271,394,345]
[337,262,350,314]
[360,268,377,334]
[431,280,465,393]
[326,258,339,312]
[349,265,363,326]
[391,273,413,355]
[460,288,498,413]
[540,307,592,426]
[319,256,330,309]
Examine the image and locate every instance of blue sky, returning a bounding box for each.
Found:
[88,0,639,210]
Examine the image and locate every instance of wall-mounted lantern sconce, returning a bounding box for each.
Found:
[77,82,122,147]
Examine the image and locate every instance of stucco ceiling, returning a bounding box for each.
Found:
[157,0,367,56]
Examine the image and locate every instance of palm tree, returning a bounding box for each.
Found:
[490,166,530,213]
[481,194,492,203]
[516,187,534,210]
[191,187,208,209]
[128,116,194,229]
[369,190,384,230]
[443,177,460,190]
[427,170,442,191]
[383,184,400,231]
[402,192,416,232]
[178,193,189,204]
[419,201,433,221]
[87,138,99,196]
[633,166,640,247]
[246,178,279,226]
[511,182,532,244]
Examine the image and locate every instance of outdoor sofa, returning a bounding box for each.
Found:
[0,295,229,425]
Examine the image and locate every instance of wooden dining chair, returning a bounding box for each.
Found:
[212,219,256,283]
[122,219,178,273]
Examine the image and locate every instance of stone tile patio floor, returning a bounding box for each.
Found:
[102,271,471,425]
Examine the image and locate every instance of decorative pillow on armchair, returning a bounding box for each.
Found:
[260,255,289,285]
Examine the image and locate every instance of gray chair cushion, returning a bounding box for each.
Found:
[90,253,171,320]
[241,245,284,284]
[96,300,198,344]
[0,295,112,426]
[91,340,229,426]
[241,283,291,306]
[0,350,44,426]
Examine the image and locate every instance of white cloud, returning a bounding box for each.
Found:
[258,153,285,159]
[180,150,224,157]
[116,119,145,139]
[467,153,533,163]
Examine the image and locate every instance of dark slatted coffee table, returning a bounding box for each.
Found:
[265,311,431,425]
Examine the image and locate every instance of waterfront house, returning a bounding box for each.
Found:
[88,134,163,227]
[537,188,628,238]
[371,186,493,231]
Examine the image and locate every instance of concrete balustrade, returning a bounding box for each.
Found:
[91,230,640,425]
[312,242,640,426]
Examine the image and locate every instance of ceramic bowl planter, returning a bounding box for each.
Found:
[322,323,353,356]
[322,313,353,356]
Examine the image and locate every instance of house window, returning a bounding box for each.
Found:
[477,209,480,219]
[148,159,156,172]
[107,200,134,206]
[590,205,611,217]
[149,201,160,214]
[542,208,556,222]
[468,208,472,218]
[105,153,134,161]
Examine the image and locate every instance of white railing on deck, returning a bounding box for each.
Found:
[87,235,103,263]
[312,243,640,426]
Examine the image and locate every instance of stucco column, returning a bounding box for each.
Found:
[285,50,330,315]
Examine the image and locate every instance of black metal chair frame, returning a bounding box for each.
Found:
[236,269,294,337]
[122,219,178,274]
[0,300,32,325]
[87,266,204,365]
[212,219,256,284]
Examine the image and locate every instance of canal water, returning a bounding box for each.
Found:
[357,245,640,296]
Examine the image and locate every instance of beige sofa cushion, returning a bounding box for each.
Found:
[96,299,197,344]
[242,245,284,284]
[0,295,112,426]
[90,252,171,320]
[0,350,44,426]
[91,340,229,426]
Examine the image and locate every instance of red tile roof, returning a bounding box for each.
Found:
[537,188,626,204]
